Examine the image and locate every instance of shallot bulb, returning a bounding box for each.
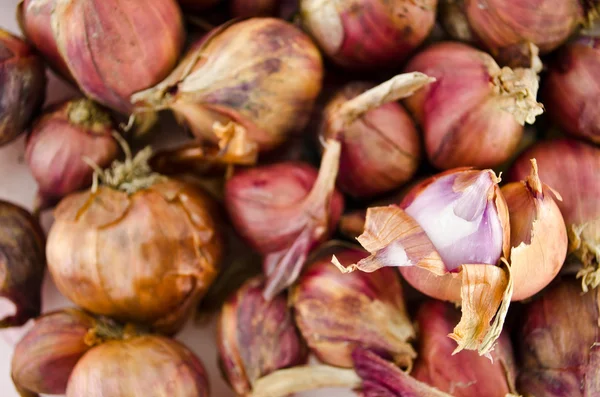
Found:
[439,0,583,64]
[334,168,512,355]
[403,42,543,170]
[132,18,323,161]
[291,246,416,368]
[12,309,99,396]
[501,159,568,300]
[67,335,210,397]
[217,277,307,396]
[320,72,434,198]
[25,98,118,211]
[411,301,517,397]
[509,139,600,291]
[518,279,600,396]
[543,36,600,144]
[0,201,45,328]
[300,0,437,70]
[18,0,184,115]
[225,139,344,300]
[0,28,46,147]
[46,145,223,334]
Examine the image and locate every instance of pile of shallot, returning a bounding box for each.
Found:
[0,0,598,396]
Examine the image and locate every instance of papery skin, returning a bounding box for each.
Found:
[231,0,279,17]
[412,301,517,397]
[132,18,323,153]
[321,82,421,198]
[0,29,46,146]
[0,200,45,328]
[502,161,568,301]
[460,0,582,57]
[292,247,416,368]
[49,0,184,114]
[217,277,307,396]
[300,0,437,70]
[543,36,600,144]
[518,280,600,396]
[25,98,118,207]
[404,42,537,169]
[66,336,210,397]
[18,0,73,81]
[11,309,96,396]
[508,139,600,281]
[46,180,223,335]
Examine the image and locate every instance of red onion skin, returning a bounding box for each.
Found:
[25,99,118,207]
[224,162,344,255]
[403,42,522,169]
[518,280,600,396]
[462,0,582,56]
[292,247,415,368]
[18,0,74,81]
[301,0,437,70]
[543,37,600,144]
[508,139,600,231]
[322,82,421,198]
[0,29,46,147]
[412,301,516,397]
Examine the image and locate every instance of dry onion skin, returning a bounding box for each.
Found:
[18,0,184,116]
[25,98,118,211]
[225,139,344,300]
[509,139,600,291]
[66,335,210,397]
[320,72,434,198]
[403,41,543,170]
[46,145,223,335]
[439,0,583,65]
[291,246,416,369]
[217,276,307,396]
[333,167,513,356]
[0,200,45,328]
[132,18,324,161]
[0,28,46,147]
[543,36,600,144]
[300,0,437,70]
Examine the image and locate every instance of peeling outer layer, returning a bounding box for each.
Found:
[321,72,434,198]
[543,36,600,145]
[517,280,600,397]
[502,159,568,301]
[0,28,46,147]
[332,168,513,356]
[46,177,223,335]
[508,139,600,292]
[132,18,324,156]
[0,200,45,328]
[25,98,119,212]
[217,277,307,396]
[353,348,456,397]
[412,301,518,397]
[66,335,210,397]
[11,309,115,397]
[29,0,184,115]
[225,139,344,300]
[460,0,582,62]
[403,42,544,170]
[300,0,437,70]
[291,246,416,369]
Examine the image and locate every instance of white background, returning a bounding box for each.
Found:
[0,1,354,395]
